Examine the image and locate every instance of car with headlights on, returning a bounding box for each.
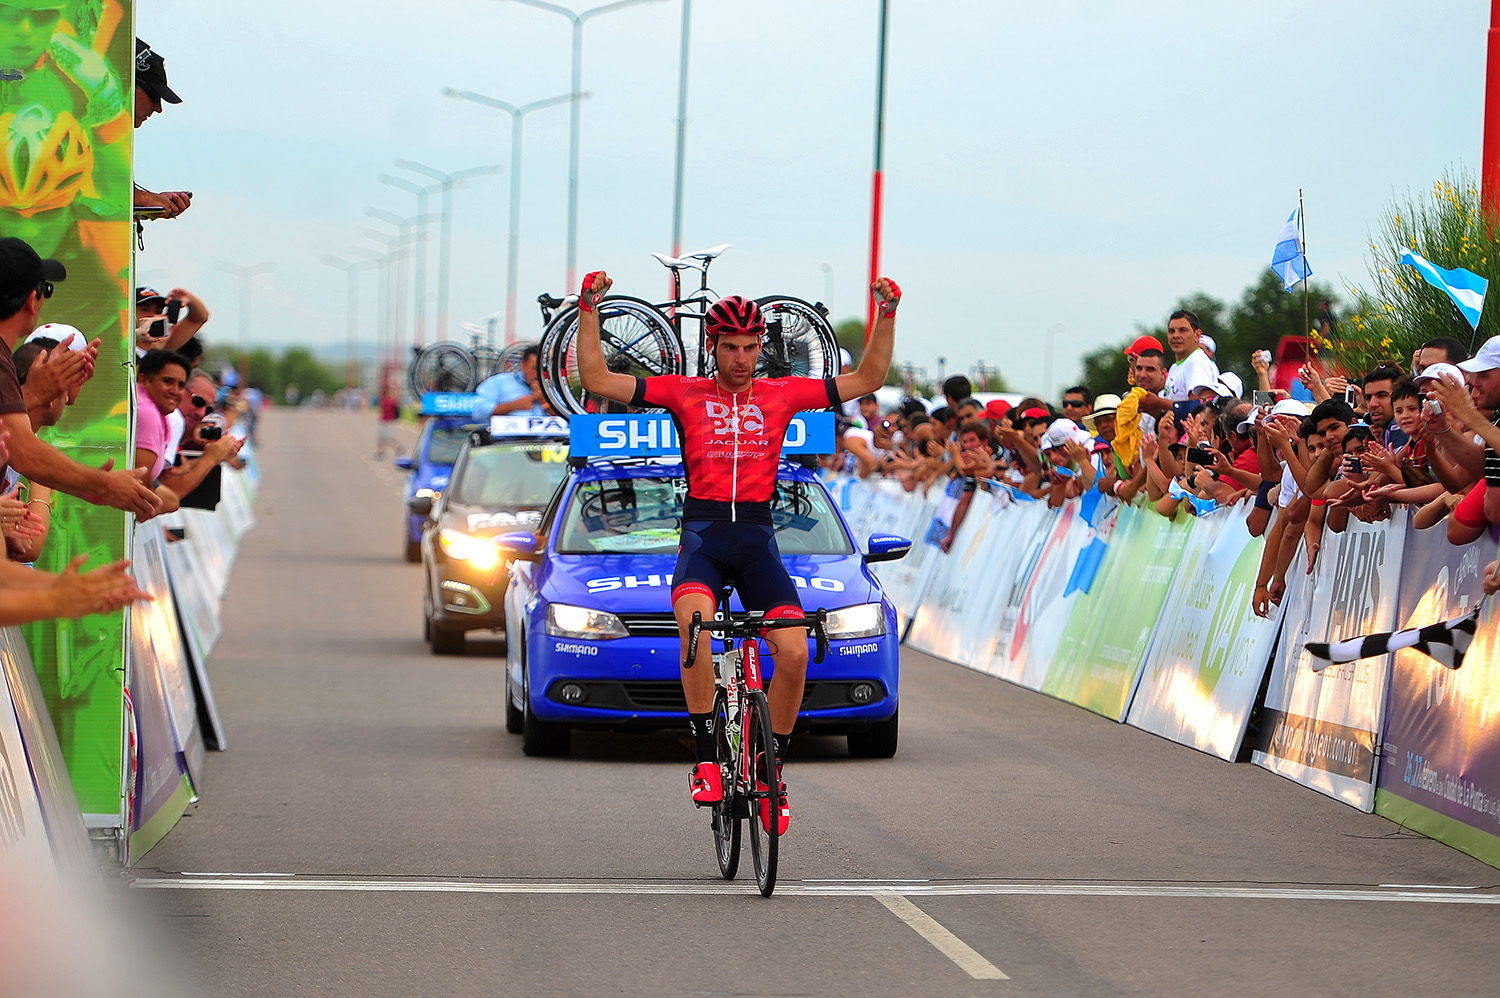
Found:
[415,417,571,655]
[494,456,910,758]
[397,414,483,562]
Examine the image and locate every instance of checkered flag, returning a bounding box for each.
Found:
[1305,602,1484,673]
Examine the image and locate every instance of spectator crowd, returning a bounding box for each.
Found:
[829,308,1500,603]
[1,39,249,626]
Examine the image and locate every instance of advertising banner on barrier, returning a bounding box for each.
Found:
[1127,506,1284,758]
[1042,505,1191,717]
[982,502,1093,690]
[1254,510,1408,811]
[863,483,944,630]
[906,488,996,664]
[0,648,59,873]
[1374,525,1500,866]
[0,629,94,877]
[10,9,136,827]
[132,528,205,788]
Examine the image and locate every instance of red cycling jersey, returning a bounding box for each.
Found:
[632,374,840,523]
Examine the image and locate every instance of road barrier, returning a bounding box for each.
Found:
[834,476,1500,869]
[1,451,259,869]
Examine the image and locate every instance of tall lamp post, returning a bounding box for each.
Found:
[321,255,376,389]
[357,235,398,388]
[213,260,273,382]
[670,0,692,259]
[1044,322,1064,402]
[378,175,440,349]
[497,0,664,290]
[365,210,442,388]
[865,0,892,341]
[444,87,577,345]
[393,160,504,344]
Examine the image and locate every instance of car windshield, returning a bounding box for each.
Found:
[428,427,474,465]
[557,474,854,556]
[449,442,570,507]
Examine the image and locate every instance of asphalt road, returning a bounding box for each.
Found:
[132,408,1500,997]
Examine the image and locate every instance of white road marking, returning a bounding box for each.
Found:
[1379,883,1480,889]
[128,876,1500,904]
[874,893,1008,981]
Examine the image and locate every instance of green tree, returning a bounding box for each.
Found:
[1225,271,1340,383]
[834,318,865,366]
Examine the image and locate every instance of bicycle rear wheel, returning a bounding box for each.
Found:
[743,688,778,897]
[754,296,840,381]
[711,688,741,880]
[497,340,534,374]
[540,296,683,416]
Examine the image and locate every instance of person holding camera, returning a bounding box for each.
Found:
[135,286,210,354]
[158,370,243,503]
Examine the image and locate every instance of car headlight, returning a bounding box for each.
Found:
[547,603,629,640]
[824,602,886,640]
[438,528,502,572]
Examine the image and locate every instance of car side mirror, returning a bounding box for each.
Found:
[407,495,433,518]
[864,533,911,563]
[395,456,414,471]
[496,530,542,562]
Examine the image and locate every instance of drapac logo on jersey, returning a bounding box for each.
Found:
[570,412,834,457]
[704,399,765,437]
[421,392,482,417]
[490,414,571,437]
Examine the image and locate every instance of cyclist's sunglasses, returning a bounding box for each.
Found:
[190,394,214,412]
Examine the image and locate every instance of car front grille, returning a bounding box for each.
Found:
[544,679,881,713]
[617,613,680,637]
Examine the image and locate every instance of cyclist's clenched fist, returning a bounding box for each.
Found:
[579,270,612,312]
[872,277,901,317]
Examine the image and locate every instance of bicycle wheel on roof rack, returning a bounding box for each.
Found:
[752,296,840,381]
[497,340,535,374]
[540,296,683,416]
[408,343,478,397]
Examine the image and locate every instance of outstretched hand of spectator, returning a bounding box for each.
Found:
[48,555,152,618]
[1157,413,1179,448]
[1429,374,1480,427]
[1484,559,1500,596]
[21,342,88,410]
[1252,583,1274,618]
[1140,433,1159,463]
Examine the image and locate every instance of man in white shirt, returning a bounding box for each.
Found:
[1163,309,1220,401]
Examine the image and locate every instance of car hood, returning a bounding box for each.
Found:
[540,551,882,613]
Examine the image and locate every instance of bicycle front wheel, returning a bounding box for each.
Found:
[743,688,778,897]
[540,296,683,416]
[711,688,741,880]
[754,296,841,381]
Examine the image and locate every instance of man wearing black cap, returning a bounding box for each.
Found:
[0,237,160,518]
[132,39,192,219]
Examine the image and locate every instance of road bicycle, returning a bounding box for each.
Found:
[536,244,841,417]
[684,596,829,897]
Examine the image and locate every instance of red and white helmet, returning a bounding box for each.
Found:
[704,295,764,340]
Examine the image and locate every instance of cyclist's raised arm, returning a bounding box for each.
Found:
[575,270,639,405]
[834,278,900,403]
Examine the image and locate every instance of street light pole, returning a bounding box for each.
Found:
[670,0,692,258]
[212,260,272,382]
[321,255,376,389]
[820,262,834,311]
[1044,322,1064,401]
[365,210,442,389]
[444,88,577,345]
[379,175,439,348]
[354,243,394,393]
[393,160,504,344]
[499,0,663,290]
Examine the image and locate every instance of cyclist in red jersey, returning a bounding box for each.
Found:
[577,269,899,834]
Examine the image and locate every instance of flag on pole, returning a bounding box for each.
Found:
[1397,247,1489,330]
[1270,207,1312,291]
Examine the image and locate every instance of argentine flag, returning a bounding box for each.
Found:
[1398,248,1489,330]
[1271,207,1311,291]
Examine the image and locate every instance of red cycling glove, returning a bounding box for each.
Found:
[580,271,605,313]
[874,278,901,317]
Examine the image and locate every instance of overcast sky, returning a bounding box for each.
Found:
[136,0,1489,396]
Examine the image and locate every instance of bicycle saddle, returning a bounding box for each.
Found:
[688,243,731,261]
[537,293,564,309]
[650,252,702,271]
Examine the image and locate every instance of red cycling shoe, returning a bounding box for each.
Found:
[756,754,789,835]
[690,762,723,805]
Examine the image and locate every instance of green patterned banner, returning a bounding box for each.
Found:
[4,2,135,825]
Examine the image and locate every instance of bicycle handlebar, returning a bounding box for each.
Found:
[681,608,829,671]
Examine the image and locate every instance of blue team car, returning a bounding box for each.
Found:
[397,409,484,562]
[494,412,911,758]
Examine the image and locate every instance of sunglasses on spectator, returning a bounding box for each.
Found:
[1062,398,1087,408]
[190,394,214,412]
[37,281,53,300]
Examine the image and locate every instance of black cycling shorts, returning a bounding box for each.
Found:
[671,520,804,618]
